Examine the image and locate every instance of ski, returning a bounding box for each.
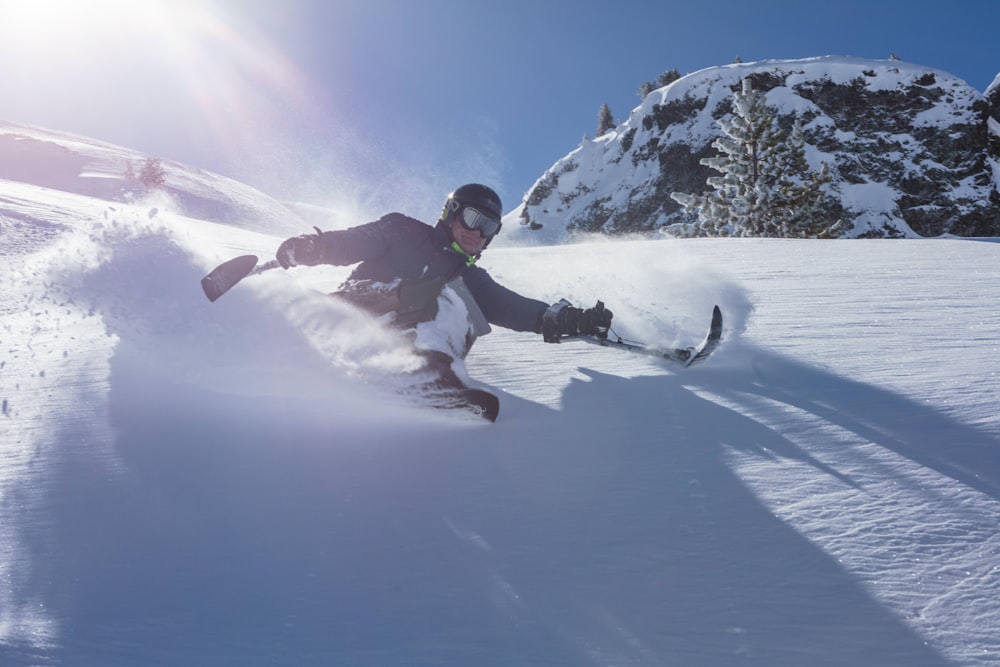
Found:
[571,305,723,368]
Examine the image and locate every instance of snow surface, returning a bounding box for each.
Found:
[2,126,1000,666]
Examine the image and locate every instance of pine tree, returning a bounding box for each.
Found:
[654,68,681,88]
[764,122,837,237]
[596,103,615,137]
[638,69,682,100]
[671,79,839,238]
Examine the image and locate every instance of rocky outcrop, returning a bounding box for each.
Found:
[511,57,1000,239]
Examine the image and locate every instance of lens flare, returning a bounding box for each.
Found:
[0,0,329,160]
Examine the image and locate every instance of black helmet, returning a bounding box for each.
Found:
[439,183,503,224]
[438,184,504,250]
[451,183,502,217]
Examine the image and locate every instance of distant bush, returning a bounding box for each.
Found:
[125,157,167,190]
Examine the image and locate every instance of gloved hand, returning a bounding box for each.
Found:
[576,301,613,336]
[542,299,613,343]
[276,227,326,269]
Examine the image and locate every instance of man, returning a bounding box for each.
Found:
[274,184,612,416]
[275,183,612,348]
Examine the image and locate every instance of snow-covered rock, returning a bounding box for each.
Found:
[508,56,1000,240]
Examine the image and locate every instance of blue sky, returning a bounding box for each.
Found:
[1,0,998,220]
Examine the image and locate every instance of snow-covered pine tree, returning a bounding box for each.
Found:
[596,103,615,137]
[638,69,680,100]
[655,68,681,89]
[765,122,839,237]
[671,78,839,238]
[670,79,776,236]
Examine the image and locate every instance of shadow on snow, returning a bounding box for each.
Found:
[11,234,991,666]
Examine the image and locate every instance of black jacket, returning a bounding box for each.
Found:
[316,213,548,333]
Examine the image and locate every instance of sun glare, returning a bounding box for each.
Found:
[0,0,168,43]
[0,0,327,158]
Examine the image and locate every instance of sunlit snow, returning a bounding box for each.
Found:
[2,122,999,666]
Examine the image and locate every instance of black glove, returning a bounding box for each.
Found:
[577,301,613,336]
[542,299,613,343]
[276,227,326,269]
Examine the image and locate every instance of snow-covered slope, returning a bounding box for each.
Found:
[2,129,1000,666]
[0,121,306,235]
[506,56,999,242]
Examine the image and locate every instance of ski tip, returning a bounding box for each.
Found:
[200,254,259,302]
[200,275,224,302]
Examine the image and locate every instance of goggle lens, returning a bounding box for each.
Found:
[458,205,502,238]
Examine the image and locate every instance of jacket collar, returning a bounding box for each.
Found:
[434,221,479,267]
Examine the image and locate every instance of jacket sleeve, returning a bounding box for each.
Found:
[316,215,398,266]
[463,265,549,333]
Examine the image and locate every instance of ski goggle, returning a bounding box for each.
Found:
[449,200,502,239]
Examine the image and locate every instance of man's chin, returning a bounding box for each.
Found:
[457,240,484,255]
